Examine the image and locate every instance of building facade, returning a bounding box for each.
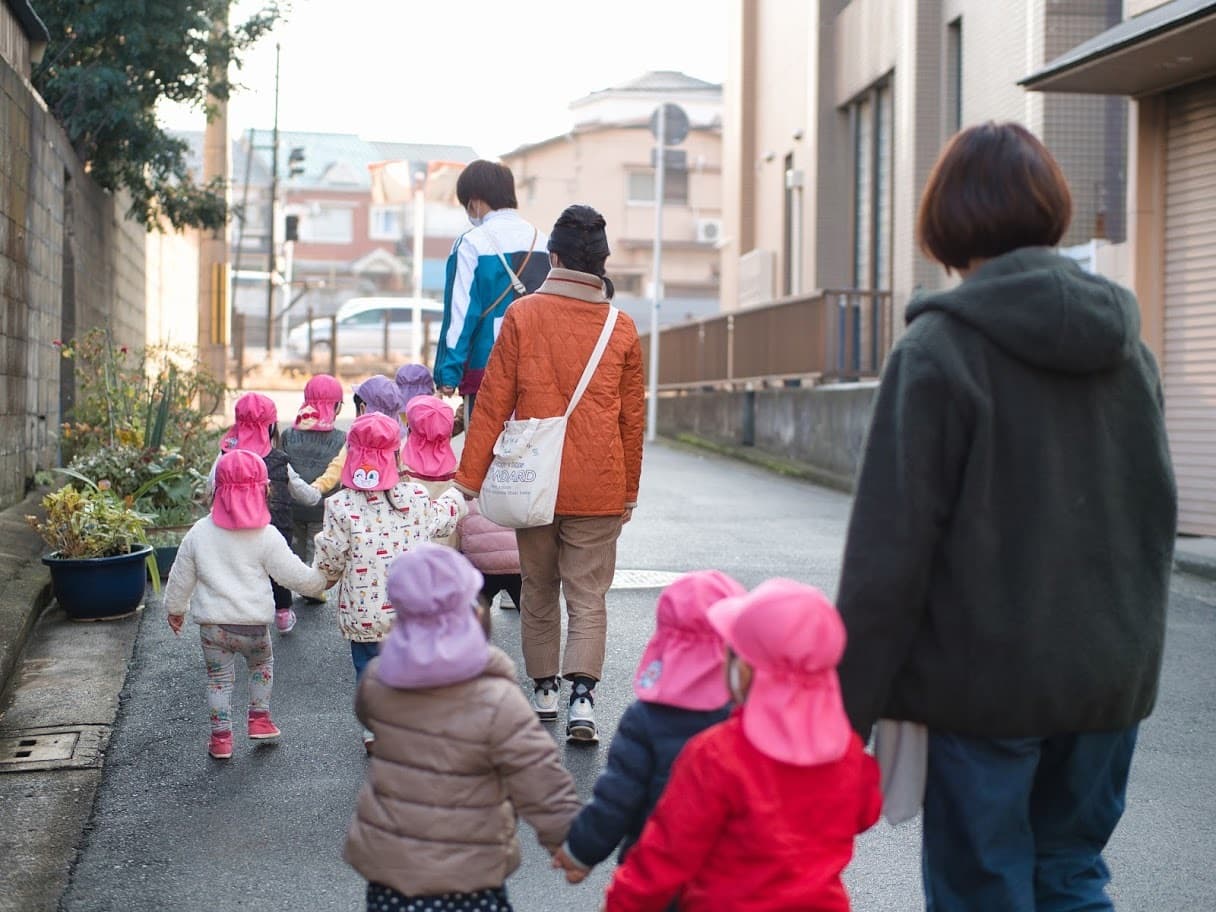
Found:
[502,71,724,328]
[216,132,475,348]
[1025,0,1216,534]
[720,0,1127,313]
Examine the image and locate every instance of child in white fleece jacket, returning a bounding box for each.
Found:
[165,449,328,760]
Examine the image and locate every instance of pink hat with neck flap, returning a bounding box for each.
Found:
[222,392,277,458]
[211,449,271,530]
[708,579,851,767]
[376,544,488,690]
[633,570,746,710]
[342,413,401,492]
[295,374,343,431]
[402,395,457,480]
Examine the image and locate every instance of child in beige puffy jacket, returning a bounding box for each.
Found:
[344,545,580,912]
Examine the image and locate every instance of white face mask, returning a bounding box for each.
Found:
[467,206,484,228]
[727,658,745,701]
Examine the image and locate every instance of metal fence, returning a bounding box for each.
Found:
[640,289,894,388]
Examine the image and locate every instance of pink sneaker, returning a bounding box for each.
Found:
[208,731,233,759]
[275,608,297,633]
[247,711,281,740]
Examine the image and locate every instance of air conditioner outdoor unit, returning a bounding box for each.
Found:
[696,218,724,244]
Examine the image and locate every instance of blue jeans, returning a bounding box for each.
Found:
[350,642,380,682]
[923,727,1138,912]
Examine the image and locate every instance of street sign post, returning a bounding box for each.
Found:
[647,103,688,443]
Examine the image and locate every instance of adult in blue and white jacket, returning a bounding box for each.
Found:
[433,160,549,413]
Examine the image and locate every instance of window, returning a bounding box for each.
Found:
[369,205,405,241]
[627,168,689,205]
[946,18,963,135]
[343,308,384,326]
[847,79,893,291]
[299,204,354,244]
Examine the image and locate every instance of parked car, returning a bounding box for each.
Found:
[287,297,445,361]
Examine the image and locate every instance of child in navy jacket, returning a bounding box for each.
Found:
[553,571,745,878]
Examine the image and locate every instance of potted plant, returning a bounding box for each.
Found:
[27,481,160,621]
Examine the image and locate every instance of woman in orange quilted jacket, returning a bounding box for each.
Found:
[455,204,646,744]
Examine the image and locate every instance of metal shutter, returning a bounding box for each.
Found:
[1165,77,1216,535]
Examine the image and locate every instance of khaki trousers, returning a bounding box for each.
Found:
[515,514,622,682]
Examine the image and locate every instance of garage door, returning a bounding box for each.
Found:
[1165,77,1216,535]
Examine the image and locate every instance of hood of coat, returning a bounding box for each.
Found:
[905,247,1141,374]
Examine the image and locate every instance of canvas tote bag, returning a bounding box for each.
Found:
[479,307,620,528]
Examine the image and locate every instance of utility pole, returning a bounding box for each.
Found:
[265,42,281,354]
[647,104,666,444]
[197,4,230,392]
[645,102,689,443]
[412,170,426,362]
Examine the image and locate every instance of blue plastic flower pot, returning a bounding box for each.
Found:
[43,545,153,621]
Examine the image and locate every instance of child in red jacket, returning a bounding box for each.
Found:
[603,579,882,912]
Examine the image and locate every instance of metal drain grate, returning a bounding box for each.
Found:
[0,726,108,773]
[611,569,686,590]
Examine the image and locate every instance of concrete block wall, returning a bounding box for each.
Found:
[0,53,146,509]
[657,383,879,488]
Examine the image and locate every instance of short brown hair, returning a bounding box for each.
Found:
[917,122,1072,271]
[456,160,518,211]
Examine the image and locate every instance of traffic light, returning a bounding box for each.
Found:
[288,146,305,178]
[285,214,299,243]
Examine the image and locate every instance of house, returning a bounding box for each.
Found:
[720,0,1129,314]
[1023,0,1216,535]
[220,131,476,346]
[502,71,724,329]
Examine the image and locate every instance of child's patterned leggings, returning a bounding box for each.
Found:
[199,624,273,733]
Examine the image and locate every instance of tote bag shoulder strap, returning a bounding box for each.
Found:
[564,307,619,419]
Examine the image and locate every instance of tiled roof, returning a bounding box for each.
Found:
[608,70,721,93]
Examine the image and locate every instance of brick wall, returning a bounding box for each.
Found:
[0,54,146,509]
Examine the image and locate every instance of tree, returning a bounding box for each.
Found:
[32,1,284,231]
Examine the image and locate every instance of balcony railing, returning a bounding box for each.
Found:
[640,289,894,388]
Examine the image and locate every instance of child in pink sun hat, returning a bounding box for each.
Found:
[344,545,579,911]
[165,449,328,760]
[312,413,466,751]
[603,579,882,912]
[214,392,322,635]
[400,395,460,550]
[553,571,745,884]
[281,374,347,570]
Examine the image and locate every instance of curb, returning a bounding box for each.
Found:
[0,490,55,699]
[1175,550,1216,583]
[662,432,856,494]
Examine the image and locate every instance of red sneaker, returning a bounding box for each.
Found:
[208,731,233,759]
[247,711,281,740]
[275,609,297,633]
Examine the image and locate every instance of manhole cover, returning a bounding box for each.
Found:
[611,569,685,590]
[0,726,108,773]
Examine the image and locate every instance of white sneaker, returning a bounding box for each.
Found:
[498,591,516,609]
[567,681,598,743]
[362,728,375,754]
[530,678,560,721]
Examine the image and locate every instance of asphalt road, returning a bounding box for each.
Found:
[58,442,1216,911]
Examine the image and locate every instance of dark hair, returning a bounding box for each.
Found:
[456,160,518,211]
[548,204,615,299]
[917,122,1072,271]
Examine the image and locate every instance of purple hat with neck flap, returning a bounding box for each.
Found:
[376,544,488,690]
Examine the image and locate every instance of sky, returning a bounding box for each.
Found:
[159,0,729,158]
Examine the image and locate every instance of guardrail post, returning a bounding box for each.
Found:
[741,388,756,447]
[329,313,338,376]
[306,306,314,361]
[726,314,735,383]
[234,312,245,390]
[382,309,391,362]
